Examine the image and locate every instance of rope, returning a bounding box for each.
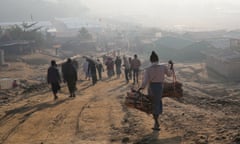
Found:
[171,64,177,97]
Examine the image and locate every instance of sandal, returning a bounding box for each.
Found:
[152,127,160,131]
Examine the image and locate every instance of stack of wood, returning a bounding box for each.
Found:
[125,90,152,114]
[162,81,183,98]
[125,81,183,114]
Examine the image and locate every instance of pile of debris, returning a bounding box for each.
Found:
[0,91,12,104]
[21,83,48,94]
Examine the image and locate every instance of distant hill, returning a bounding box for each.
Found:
[150,40,215,62]
[182,30,227,41]
[156,36,194,49]
[225,30,240,39]
[176,41,215,62]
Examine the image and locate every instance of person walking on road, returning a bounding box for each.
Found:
[96,59,104,80]
[47,60,61,100]
[62,58,78,97]
[131,54,141,84]
[128,57,132,80]
[115,56,122,78]
[123,56,130,83]
[138,51,173,131]
[105,57,115,78]
[87,58,98,85]
[83,58,90,80]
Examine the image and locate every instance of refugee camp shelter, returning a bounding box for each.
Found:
[0,40,35,55]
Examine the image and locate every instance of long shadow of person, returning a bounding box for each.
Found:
[0,98,71,143]
[134,130,181,144]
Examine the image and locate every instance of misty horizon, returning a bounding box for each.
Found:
[1,0,240,31]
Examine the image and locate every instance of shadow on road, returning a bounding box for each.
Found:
[0,98,70,123]
[134,131,181,144]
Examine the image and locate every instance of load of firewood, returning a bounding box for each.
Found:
[162,81,183,98]
[125,89,153,114]
[125,81,183,114]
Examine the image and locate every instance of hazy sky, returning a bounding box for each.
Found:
[79,0,240,30]
[1,0,240,30]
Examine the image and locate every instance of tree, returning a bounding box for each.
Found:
[78,27,92,41]
[0,22,44,47]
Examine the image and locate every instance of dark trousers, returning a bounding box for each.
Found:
[129,69,132,79]
[133,68,139,83]
[67,80,76,93]
[124,69,129,82]
[92,74,97,85]
[97,69,102,80]
[51,82,60,94]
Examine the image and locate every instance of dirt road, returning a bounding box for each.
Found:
[0,62,239,144]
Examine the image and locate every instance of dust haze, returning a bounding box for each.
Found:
[1,0,240,30]
[0,0,240,144]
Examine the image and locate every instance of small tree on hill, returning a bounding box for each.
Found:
[1,22,44,47]
[78,27,92,41]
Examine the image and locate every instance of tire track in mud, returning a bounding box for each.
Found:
[40,81,94,143]
[75,96,97,135]
[107,83,149,143]
[73,79,143,143]
[73,80,114,142]
[75,93,113,142]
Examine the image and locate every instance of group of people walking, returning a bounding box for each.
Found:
[82,54,141,85]
[100,54,142,85]
[47,54,142,100]
[83,58,104,85]
[47,52,174,132]
[47,58,78,100]
[122,54,141,84]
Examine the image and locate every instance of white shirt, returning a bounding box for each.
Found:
[141,62,172,88]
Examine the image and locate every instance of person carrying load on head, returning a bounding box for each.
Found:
[138,51,173,131]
